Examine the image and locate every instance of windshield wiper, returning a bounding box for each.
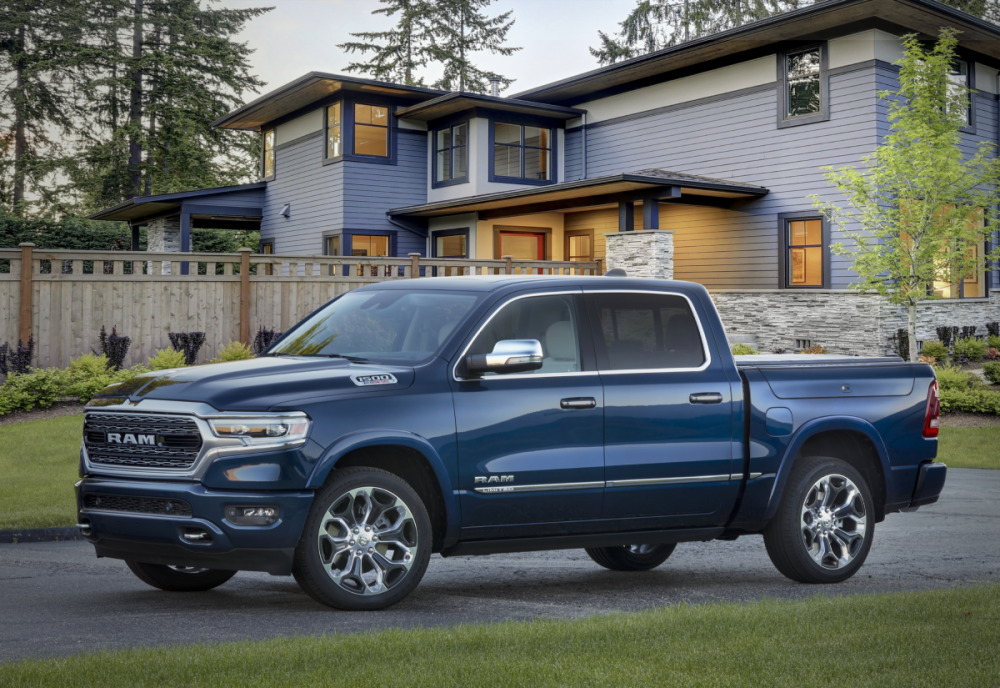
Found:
[323,354,369,363]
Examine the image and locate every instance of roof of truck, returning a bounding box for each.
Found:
[355,275,706,293]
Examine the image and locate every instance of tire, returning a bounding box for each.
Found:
[764,456,874,584]
[293,467,432,611]
[585,543,677,571]
[125,560,236,592]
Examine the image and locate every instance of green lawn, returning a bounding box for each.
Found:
[0,415,996,531]
[0,414,83,530]
[1,586,998,686]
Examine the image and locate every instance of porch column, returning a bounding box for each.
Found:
[180,212,191,275]
[146,215,181,274]
[604,230,674,279]
[642,198,659,230]
[618,201,634,232]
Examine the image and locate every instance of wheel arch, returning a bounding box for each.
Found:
[764,417,891,524]
[308,430,459,552]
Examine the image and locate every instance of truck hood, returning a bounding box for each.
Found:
[90,357,415,411]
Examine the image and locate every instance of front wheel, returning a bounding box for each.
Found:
[293,467,432,611]
[585,543,677,571]
[764,456,874,584]
[125,560,236,592]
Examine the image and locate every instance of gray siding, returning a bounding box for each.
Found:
[564,63,882,290]
[191,189,264,208]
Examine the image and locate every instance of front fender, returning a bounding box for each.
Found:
[763,416,892,522]
[307,429,460,548]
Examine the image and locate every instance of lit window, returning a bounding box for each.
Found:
[354,104,389,157]
[325,236,340,256]
[565,232,593,262]
[786,219,824,287]
[435,233,467,258]
[435,123,468,183]
[262,130,275,177]
[493,123,552,181]
[326,103,342,158]
[786,48,822,118]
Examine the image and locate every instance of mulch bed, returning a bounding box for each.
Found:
[938,412,1000,428]
[0,401,86,428]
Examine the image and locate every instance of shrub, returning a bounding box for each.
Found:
[936,326,959,348]
[918,355,937,364]
[985,348,1000,362]
[939,387,1000,415]
[890,328,909,359]
[168,332,207,365]
[987,322,1000,338]
[985,362,1000,386]
[953,337,987,362]
[730,343,760,355]
[801,345,827,354]
[960,326,978,339]
[921,340,949,362]
[148,348,188,370]
[933,364,983,393]
[989,335,1000,350]
[212,341,254,363]
[252,326,283,355]
[96,326,131,370]
[0,336,35,375]
[0,368,69,415]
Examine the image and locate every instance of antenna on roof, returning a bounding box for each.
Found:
[489,75,500,98]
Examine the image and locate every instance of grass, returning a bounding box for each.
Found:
[936,426,1000,469]
[0,414,83,530]
[1,586,998,686]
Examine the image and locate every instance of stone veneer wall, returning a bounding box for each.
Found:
[146,215,181,275]
[711,290,1000,356]
[604,230,674,278]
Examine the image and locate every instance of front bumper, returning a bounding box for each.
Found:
[909,461,947,508]
[76,477,314,575]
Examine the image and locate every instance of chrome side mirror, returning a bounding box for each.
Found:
[466,339,543,376]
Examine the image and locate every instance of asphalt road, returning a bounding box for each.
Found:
[2,468,998,663]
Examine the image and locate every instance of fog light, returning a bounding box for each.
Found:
[225,505,279,526]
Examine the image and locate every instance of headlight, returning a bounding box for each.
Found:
[208,415,310,446]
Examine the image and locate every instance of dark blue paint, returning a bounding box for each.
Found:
[78,276,945,570]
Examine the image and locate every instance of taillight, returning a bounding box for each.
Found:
[923,380,940,438]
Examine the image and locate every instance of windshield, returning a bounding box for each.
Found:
[267,290,480,365]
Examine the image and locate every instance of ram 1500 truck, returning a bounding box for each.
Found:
[76,275,946,610]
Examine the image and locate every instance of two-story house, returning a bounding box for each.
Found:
[93,0,1000,354]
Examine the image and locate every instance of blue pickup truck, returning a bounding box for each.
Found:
[76,275,946,610]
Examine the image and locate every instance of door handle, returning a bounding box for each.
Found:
[689,393,724,404]
[560,397,597,409]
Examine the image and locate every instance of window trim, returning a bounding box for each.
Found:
[488,119,558,186]
[431,227,470,258]
[580,289,713,375]
[344,230,397,259]
[432,121,470,188]
[261,129,276,180]
[778,212,831,289]
[322,231,342,256]
[322,97,398,166]
[777,43,830,129]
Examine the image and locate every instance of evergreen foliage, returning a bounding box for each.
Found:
[338,0,432,85]
[147,347,187,369]
[812,30,1000,362]
[427,0,520,93]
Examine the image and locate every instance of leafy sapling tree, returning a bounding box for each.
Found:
[812,29,1000,362]
[338,0,432,85]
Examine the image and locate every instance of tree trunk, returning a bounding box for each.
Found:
[12,25,27,212]
[907,301,918,362]
[458,11,465,92]
[128,0,144,198]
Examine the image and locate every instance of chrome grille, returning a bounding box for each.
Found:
[84,412,203,470]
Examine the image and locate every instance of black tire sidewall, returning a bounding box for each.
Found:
[585,543,676,571]
[294,467,432,611]
[125,560,236,591]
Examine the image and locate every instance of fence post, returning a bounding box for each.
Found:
[239,248,251,345]
[595,258,603,276]
[409,253,421,278]
[504,254,513,275]
[19,243,34,343]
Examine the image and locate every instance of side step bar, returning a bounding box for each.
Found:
[440,527,724,558]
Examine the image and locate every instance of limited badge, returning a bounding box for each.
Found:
[351,373,398,387]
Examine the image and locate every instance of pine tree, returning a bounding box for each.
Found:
[427,0,520,94]
[338,0,432,85]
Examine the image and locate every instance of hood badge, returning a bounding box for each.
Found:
[351,373,398,387]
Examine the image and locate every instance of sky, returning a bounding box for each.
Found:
[218,0,638,98]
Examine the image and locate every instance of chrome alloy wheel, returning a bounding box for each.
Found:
[626,544,660,556]
[316,486,418,596]
[800,474,867,570]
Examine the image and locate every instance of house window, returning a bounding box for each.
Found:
[262,129,275,178]
[434,123,468,185]
[351,234,391,277]
[325,235,340,256]
[354,103,389,157]
[493,123,553,182]
[326,103,342,158]
[433,230,468,258]
[785,218,824,288]
[565,230,594,262]
[260,239,274,275]
[948,59,971,127]
[786,48,821,117]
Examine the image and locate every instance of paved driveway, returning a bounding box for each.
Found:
[1,468,997,663]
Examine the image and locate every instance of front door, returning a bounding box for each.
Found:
[583,289,737,526]
[499,231,545,274]
[451,291,604,535]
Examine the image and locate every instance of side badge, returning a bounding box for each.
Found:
[351,373,398,387]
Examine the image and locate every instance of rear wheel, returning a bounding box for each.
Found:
[585,543,677,571]
[764,456,873,584]
[125,560,236,592]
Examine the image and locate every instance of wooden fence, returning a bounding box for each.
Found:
[0,244,601,369]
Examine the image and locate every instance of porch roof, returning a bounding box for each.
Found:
[387,169,768,220]
[88,182,265,230]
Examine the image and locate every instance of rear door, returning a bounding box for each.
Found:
[582,289,738,525]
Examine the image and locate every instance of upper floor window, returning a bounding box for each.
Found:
[262,129,275,178]
[784,218,825,288]
[434,123,468,185]
[354,104,389,157]
[948,59,971,127]
[779,45,828,128]
[492,123,553,183]
[326,103,342,158]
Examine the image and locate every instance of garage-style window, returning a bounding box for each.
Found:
[492,122,553,183]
